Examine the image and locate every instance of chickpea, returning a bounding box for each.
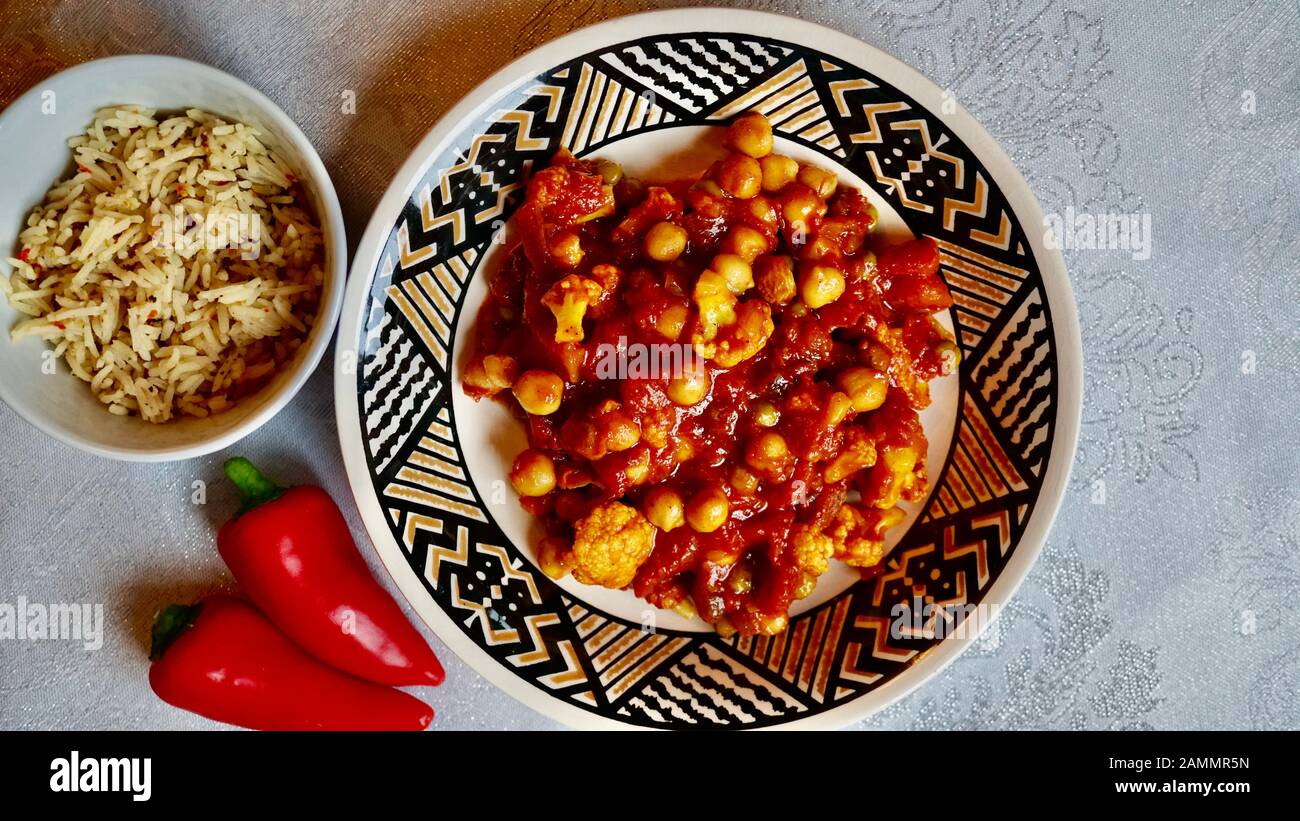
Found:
[549,231,583,267]
[797,164,838,198]
[748,196,779,230]
[711,253,754,293]
[727,564,754,595]
[838,367,888,412]
[595,159,623,185]
[745,431,790,474]
[686,484,730,533]
[512,369,564,415]
[780,184,826,244]
[625,447,651,485]
[666,362,711,406]
[537,536,571,580]
[654,303,689,340]
[729,465,759,495]
[799,262,846,309]
[643,487,686,532]
[604,412,641,452]
[716,153,762,199]
[644,221,687,262]
[727,111,774,158]
[759,154,799,192]
[752,399,780,427]
[563,417,605,460]
[722,225,769,263]
[674,439,696,464]
[509,449,556,496]
[755,255,796,305]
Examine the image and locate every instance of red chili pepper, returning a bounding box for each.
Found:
[217,457,445,687]
[17,247,29,262]
[149,595,433,731]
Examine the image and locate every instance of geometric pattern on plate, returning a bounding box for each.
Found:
[355,33,1059,727]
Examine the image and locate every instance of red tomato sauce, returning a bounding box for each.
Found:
[464,114,957,636]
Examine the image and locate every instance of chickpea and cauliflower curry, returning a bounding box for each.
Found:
[464,112,958,637]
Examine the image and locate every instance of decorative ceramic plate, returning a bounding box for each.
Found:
[335,8,1081,729]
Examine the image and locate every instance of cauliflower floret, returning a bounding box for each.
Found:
[692,298,774,368]
[827,503,904,568]
[613,186,681,243]
[792,524,834,577]
[870,322,931,409]
[570,501,657,588]
[822,426,877,483]
[870,445,919,509]
[463,353,518,398]
[541,274,603,343]
[713,300,774,367]
[692,270,737,340]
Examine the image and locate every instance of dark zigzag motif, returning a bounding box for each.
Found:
[977,295,1046,388]
[361,312,440,474]
[1008,358,1054,470]
[816,77,1023,260]
[353,31,1062,729]
[975,293,1053,476]
[600,37,790,113]
[387,88,566,289]
[832,509,1019,687]
[617,643,805,726]
[381,403,600,702]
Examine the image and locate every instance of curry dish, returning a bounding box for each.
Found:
[464,112,957,636]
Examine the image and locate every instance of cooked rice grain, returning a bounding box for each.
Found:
[2,106,324,423]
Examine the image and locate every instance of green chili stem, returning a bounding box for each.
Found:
[223,456,284,515]
[150,603,201,661]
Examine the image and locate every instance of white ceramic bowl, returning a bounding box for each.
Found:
[0,55,346,461]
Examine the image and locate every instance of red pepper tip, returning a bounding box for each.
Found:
[419,665,446,687]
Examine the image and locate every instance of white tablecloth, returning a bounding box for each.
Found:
[2,0,1296,730]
